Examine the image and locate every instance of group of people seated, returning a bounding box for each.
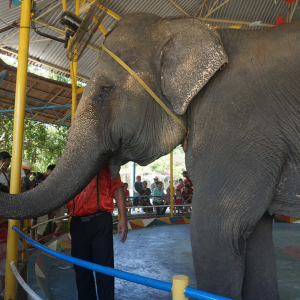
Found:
[22,163,66,241]
[123,171,193,217]
[0,151,61,295]
[0,150,65,242]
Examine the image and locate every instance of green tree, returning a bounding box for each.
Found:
[0,116,69,172]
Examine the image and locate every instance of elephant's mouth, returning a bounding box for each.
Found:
[109,160,122,180]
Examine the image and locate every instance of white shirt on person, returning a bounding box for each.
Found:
[0,172,10,186]
[0,168,25,186]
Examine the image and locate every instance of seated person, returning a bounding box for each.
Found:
[174,188,183,215]
[21,160,34,192]
[181,184,193,213]
[182,171,193,190]
[30,164,56,241]
[152,181,164,215]
[166,181,175,191]
[161,187,171,215]
[133,176,142,212]
[139,181,152,216]
[150,176,158,193]
[176,178,184,192]
[124,183,132,216]
[52,205,66,238]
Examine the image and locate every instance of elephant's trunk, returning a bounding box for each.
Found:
[0,102,110,219]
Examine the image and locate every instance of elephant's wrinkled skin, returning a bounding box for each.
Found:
[1,14,300,299]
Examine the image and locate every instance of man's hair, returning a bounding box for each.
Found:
[124,182,128,186]
[143,181,147,184]
[47,165,56,171]
[176,188,180,192]
[184,184,190,188]
[179,178,183,181]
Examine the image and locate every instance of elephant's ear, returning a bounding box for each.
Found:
[159,19,228,115]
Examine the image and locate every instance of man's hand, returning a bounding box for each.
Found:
[117,217,128,243]
[114,186,128,243]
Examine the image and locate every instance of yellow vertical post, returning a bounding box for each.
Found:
[170,152,174,217]
[172,275,189,300]
[62,0,79,122]
[5,1,31,299]
[62,0,79,230]
[71,0,80,121]
[70,63,77,121]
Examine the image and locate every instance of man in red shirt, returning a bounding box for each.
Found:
[67,164,128,300]
[182,171,193,189]
[181,184,193,213]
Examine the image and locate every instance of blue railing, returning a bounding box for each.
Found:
[13,225,234,300]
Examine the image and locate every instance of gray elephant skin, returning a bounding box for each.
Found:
[1,14,300,300]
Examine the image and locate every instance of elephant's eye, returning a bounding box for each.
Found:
[100,86,112,93]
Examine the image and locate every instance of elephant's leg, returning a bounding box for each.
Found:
[242,213,279,300]
[191,203,247,299]
[189,162,281,298]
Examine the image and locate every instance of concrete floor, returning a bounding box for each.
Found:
[46,223,300,300]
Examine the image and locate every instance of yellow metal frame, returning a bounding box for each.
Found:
[81,0,121,20]
[76,86,85,94]
[5,1,31,299]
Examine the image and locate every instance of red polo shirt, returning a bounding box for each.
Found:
[184,176,193,189]
[68,165,124,217]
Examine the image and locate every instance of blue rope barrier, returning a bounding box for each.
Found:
[125,195,193,198]
[185,287,234,300]
[13,225,234,300]
[12,226,171,292]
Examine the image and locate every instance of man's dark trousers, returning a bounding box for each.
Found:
[70,212,114,300]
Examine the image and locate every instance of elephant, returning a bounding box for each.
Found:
[1,13,300,300]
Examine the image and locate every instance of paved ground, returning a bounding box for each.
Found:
[46,223,300,300]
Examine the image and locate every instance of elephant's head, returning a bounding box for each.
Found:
[0,14,227,219]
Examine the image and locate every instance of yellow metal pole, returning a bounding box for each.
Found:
[70,62,77,121]
[172,275,189,300]
[71,0,80,121]
[62,0,79,230]
[170,152,174,217]
[62,0,78,122]
[5,1,31,299]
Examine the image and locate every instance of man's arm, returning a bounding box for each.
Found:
[114,186,128,243]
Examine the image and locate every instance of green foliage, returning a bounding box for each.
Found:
[0,116,69,172]
[173,144,184,154]
[0,54,83,171]
[148,152,185,177]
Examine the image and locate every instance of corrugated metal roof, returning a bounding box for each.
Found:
[0,0,299,82]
